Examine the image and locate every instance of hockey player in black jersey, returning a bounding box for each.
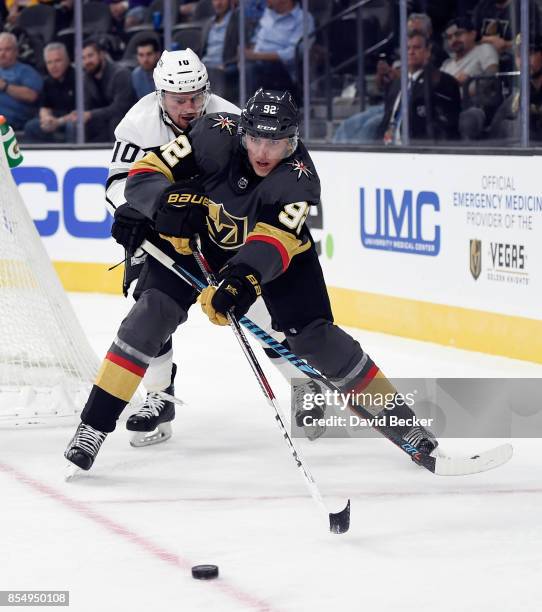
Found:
[64,89,438,471]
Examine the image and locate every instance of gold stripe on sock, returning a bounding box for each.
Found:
[95,359,142,402]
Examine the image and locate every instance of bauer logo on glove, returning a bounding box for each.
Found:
[167,192,210,206]
[154,184,209,255]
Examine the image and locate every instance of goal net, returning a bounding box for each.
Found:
[0,142,101,427]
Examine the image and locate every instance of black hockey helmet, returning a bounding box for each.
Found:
[239,89,299,140]
[239,89,299,157]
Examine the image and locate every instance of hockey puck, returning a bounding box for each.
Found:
[192,564,219,580]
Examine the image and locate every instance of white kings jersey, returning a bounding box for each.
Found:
[105,91,240,213]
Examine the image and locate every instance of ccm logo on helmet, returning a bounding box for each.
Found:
[256,124,277,131]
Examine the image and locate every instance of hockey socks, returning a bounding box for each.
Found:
[346,363,437,453]
[81,339,150,432]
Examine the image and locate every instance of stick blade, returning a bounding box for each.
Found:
[329,499,350,534]
[434,443,513,476]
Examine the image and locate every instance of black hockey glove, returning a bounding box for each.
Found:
[154,185,208,255]
[111,203,149,256]
[199,264,262,326]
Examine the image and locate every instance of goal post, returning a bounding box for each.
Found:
[0,134,101,427]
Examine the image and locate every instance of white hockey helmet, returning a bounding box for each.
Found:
[153,49,211,127]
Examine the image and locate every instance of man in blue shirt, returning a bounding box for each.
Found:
[202,0,233,69]
[0,32,42,130]
[201,0,241,99]
[131,37,161,100]
[244,0,314,101]
[24,42,76,143]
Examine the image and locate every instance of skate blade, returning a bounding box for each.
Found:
[64,462,80,481]
[130,422,172,447]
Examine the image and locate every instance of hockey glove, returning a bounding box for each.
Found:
[199,264,262,326]
[154,186,208,255]
[111,203,149,256]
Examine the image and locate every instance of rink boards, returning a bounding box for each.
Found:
[12,148,542,363]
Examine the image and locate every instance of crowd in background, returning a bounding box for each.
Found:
[335,0,542,145]
[1,0,542,146]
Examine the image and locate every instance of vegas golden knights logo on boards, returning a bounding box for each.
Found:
[470,239,482,280]
[206,201,248,249]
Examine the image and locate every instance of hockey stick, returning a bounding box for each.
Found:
[139,239,513,477]
[189,239,349,534]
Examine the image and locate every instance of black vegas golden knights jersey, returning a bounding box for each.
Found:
[125,112,321,285]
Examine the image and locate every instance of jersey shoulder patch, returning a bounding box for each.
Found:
[265,146,320,204]
[205,112,240,136]
[285,157,316,182]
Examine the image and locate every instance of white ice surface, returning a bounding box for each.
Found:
[1,293,541,612]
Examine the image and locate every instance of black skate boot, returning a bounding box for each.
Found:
[293,379,327,441]
[64,422,108,471]
[127,364,176,447]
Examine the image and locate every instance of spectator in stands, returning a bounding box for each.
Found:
[244,0,314,101]
[408,11,447,67]
[66,37,134,142]
[441,17,501,140]
[488,33,542,141]
[472,0,542,70]
[377,30,461,144]
[131,37,161,100]
[23,42,75,142]
[202,0,242,100]
[441,17,499,88]
[333,12,436,144]
[0,32,42,130]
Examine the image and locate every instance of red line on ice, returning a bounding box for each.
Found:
[0,461,276,612]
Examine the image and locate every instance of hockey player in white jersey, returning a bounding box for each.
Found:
[106,48,240,447]
[106,49,323,447]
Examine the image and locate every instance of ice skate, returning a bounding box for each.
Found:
[64,422,108,471]
[127,365,176,447]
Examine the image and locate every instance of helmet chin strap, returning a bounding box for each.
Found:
[163,109,184,135]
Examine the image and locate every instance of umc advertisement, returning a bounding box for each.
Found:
[14,148,542,363]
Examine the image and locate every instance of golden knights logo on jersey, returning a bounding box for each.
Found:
[206,201,248,250]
